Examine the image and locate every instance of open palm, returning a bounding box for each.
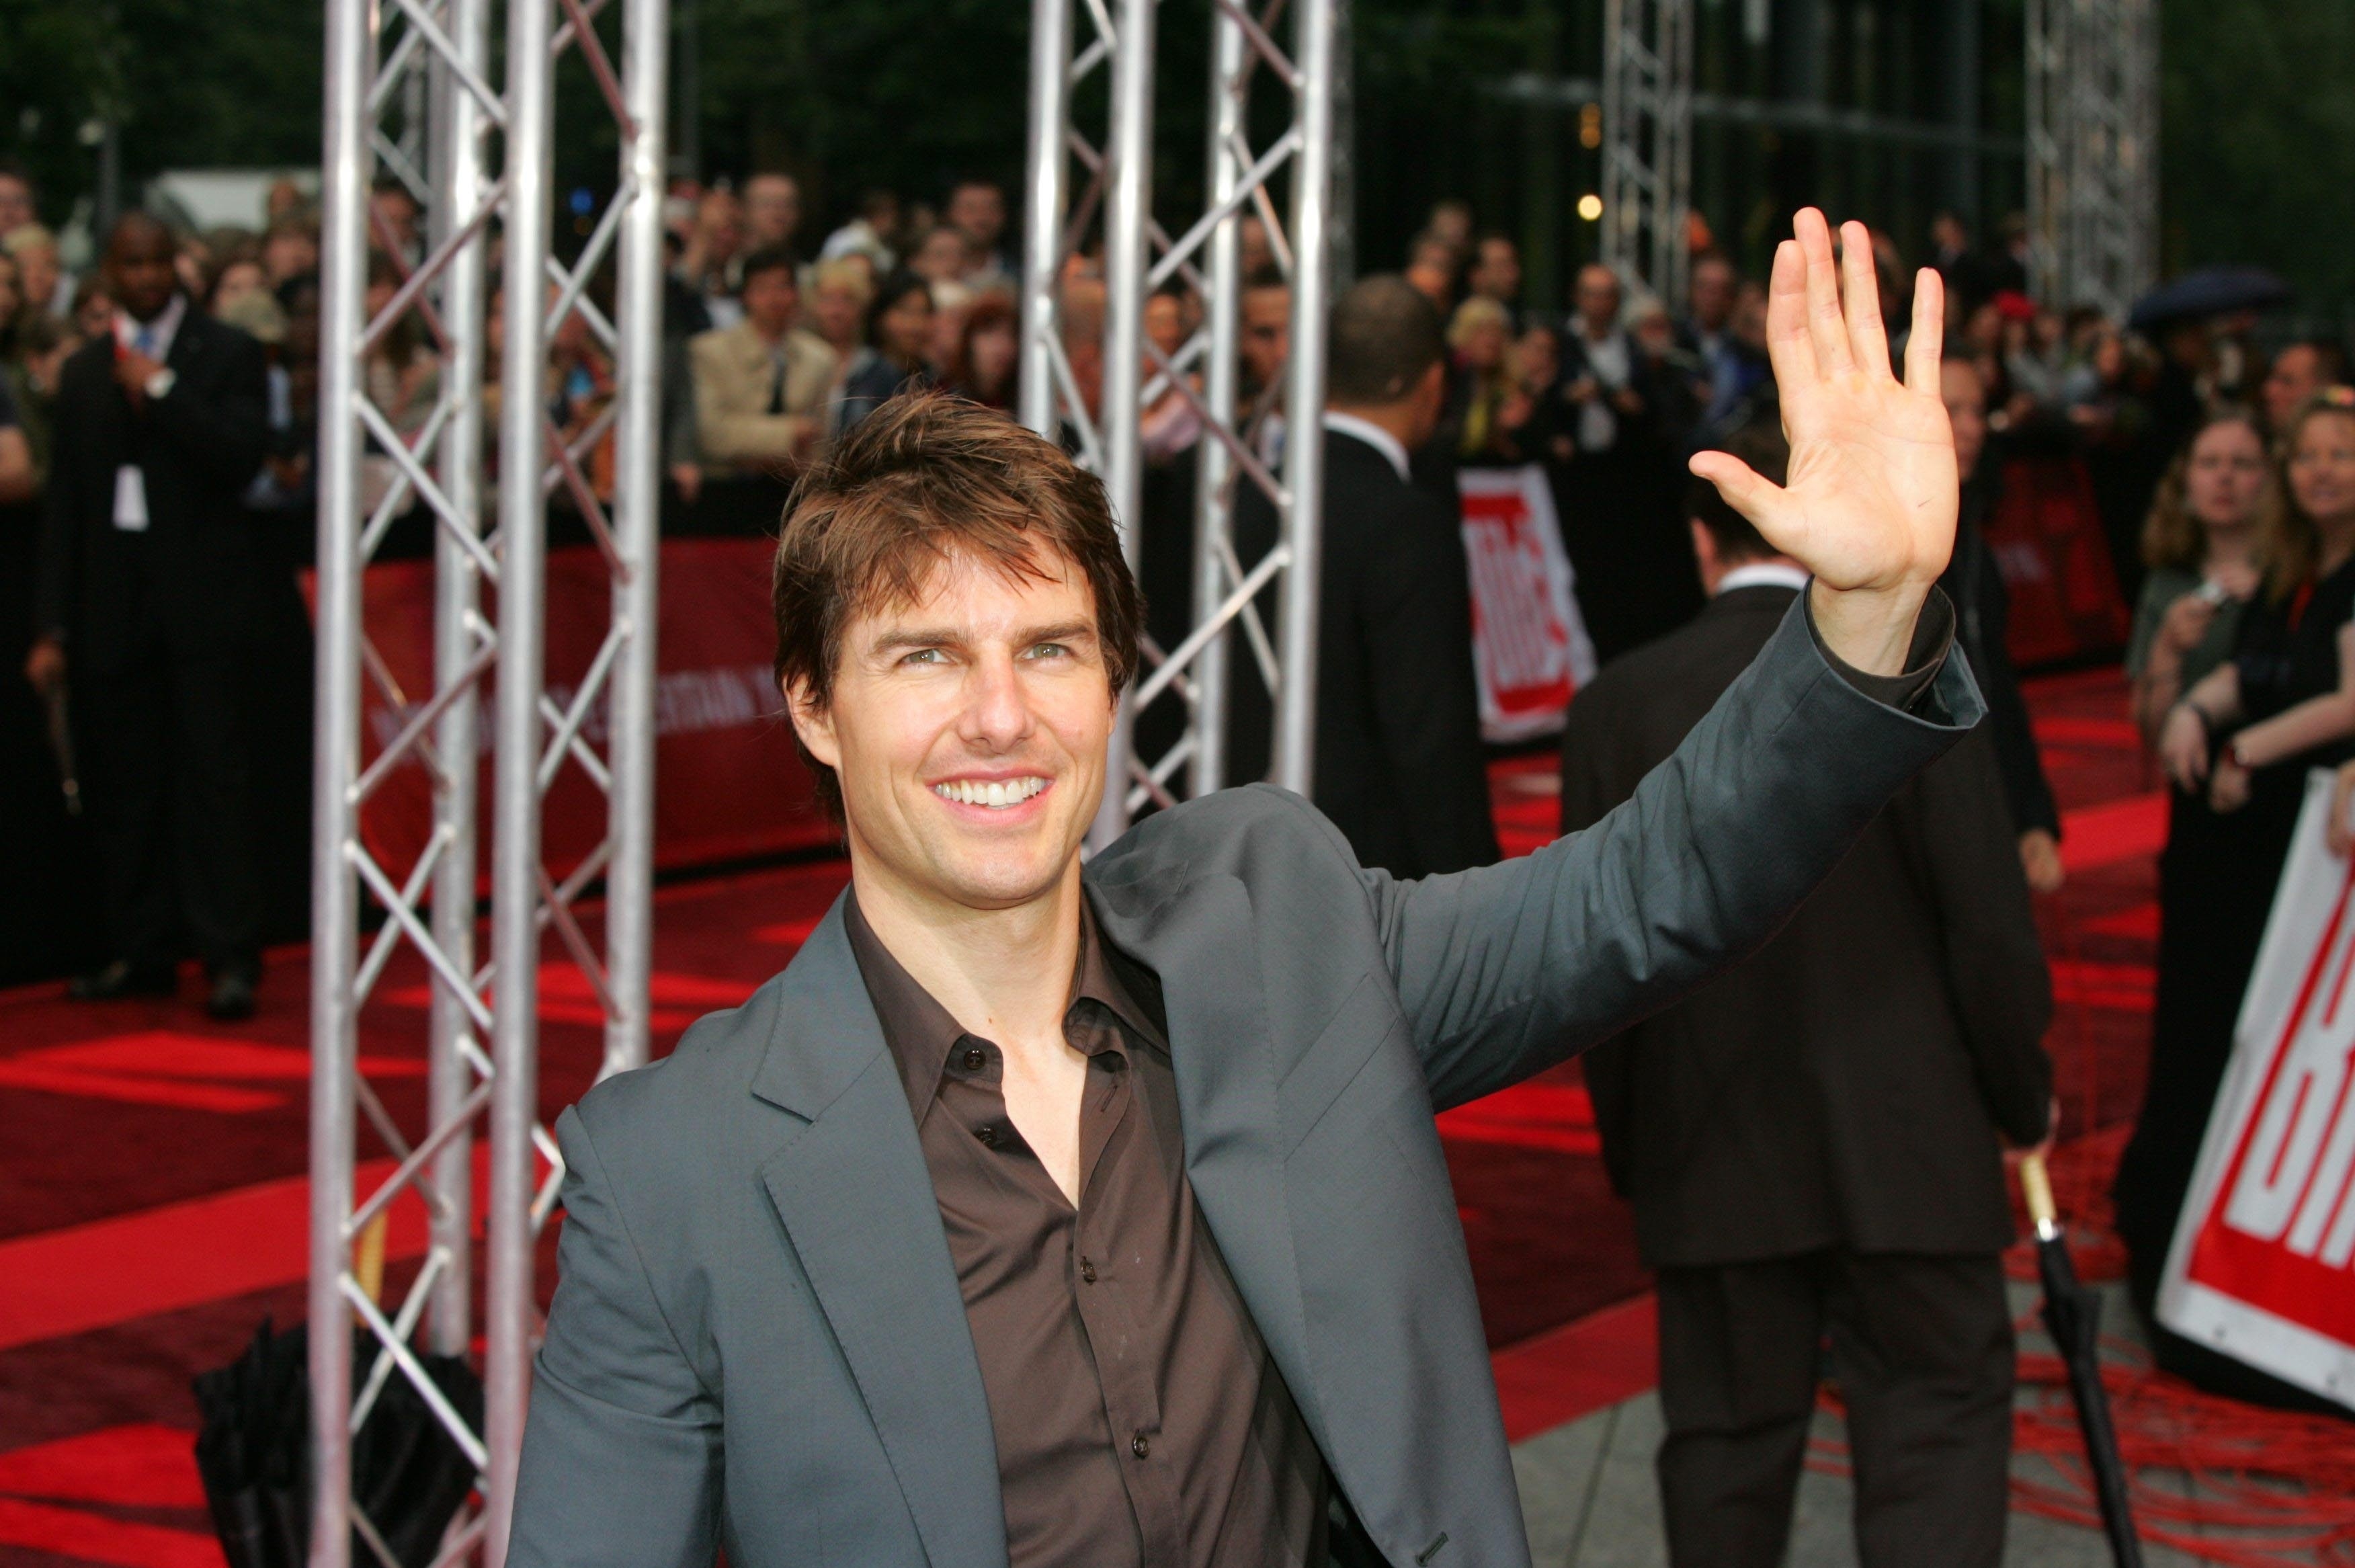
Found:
[1692,209,1955,599]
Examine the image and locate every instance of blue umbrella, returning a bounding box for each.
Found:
[2128,266,2291,331]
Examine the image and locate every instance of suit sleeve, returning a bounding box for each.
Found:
[1555,693,1636,1190]
[509,1105,723,1568]
[1899,728,2056,1145]
[147,328,270,493]
[1360,493,1501,872]
[1351,592,1985,1112]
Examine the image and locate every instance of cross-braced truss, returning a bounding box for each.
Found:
[1018,0,1338,845]
[1600,0,1692,307]
[309,0,667,1559]
[2026,0,2158,319]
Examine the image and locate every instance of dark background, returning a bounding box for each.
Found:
[0,0,2351,317]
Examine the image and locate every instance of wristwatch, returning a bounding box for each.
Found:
[143,367,177,401]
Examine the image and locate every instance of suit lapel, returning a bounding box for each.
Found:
[751,899,1009,1568]
[1085,870,1323,1427]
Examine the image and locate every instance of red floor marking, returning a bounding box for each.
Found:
[1439,1082,1600,1155]
[0,1063,284,1114]
[753,913,825,947]
[384,964,756,1034]
[0,1035,425,1114]
[2059,792,2168,874]
[0,1426,206,1510]
[2048,958,2157,1013]
[2032,716,2143,749]
[1489,1292,1659,1443]
[0,1158,412,1353]
[0,1496,222,1568]
[2083,903,2161,942]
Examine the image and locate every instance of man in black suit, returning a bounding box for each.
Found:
[1232,274,1498,878]
[28,212,272,1018]
[1559,427,2056,1568]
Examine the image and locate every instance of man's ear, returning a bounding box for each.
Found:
[784,677,841,771]
[1688,519,1721,593]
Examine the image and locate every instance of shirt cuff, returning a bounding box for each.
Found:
[1802,585,1956,716]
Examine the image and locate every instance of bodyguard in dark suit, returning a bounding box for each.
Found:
[28,213,272,1018]
[1233,274,1497,877]
[1560,429,2055,1568]
[508,212,1980,1568]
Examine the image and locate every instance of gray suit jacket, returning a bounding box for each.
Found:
[509,601,1983,1568]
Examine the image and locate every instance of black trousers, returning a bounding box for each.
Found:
[74,649,261,976]
[1654,1249,2015,1568]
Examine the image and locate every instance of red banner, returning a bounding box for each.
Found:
[2161,770,2355,1407]
[1987,455,2132,669]
[349,538,836,888]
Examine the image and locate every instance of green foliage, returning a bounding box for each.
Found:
[2160,0,2355,317]
[0,0,322,225]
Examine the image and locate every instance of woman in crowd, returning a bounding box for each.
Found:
[2128,410,2280,739]
[2124,390,2355,1399]
[1444,296,1524,462]
[941,291,1017,413]
[836,270,936,433]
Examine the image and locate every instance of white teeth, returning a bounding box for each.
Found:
[934,778,1046,809]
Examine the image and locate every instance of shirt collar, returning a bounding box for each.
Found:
[843,886,1166,1118]
[1321,410,1411,483]
[116,293,188,361]
[1714,561,1811,596]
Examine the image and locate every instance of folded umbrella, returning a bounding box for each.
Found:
[2127,266,2291,331]
[192,1317,483,1568]
[2020,1153,2145,1568]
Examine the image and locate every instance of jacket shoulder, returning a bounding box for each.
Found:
[1090,783,1362,892]
[566,970,786,1167]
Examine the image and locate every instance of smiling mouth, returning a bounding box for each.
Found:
[933,777,1049,810]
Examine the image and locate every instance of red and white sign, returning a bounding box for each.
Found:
[1459,464,1597,744]
[2160,768,2355,1409]
[344,538,837,889]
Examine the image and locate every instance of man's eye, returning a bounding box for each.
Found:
[901,648,946,666]
[1026,643,1071,660]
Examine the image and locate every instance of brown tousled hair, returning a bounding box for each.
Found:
[771,390,1145,820]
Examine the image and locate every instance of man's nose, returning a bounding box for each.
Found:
[958,653,1033,749]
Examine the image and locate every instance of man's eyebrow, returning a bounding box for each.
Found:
[1018,620,1100,647]
[863,620,1100,655]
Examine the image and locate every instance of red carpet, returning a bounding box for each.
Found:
[0,669,2157,1567]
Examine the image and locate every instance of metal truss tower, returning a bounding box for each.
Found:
[1018,0,1339,843]
[310,0,668,1556]
[2027,0,2159,318]
[1600,0,1694,307]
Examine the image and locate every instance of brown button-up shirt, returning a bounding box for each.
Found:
[844,891,1326,1567]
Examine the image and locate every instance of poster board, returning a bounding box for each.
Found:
[2159,767,2355,1409]
[1458,464,1598,744]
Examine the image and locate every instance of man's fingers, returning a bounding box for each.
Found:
[1905,267,1944,393]
[1689,451,1791,540]
[1837,220,1890,377]
[1793,208,1854,376]
[1762,239,1816,395]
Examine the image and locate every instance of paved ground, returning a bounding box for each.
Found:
[1512,1280,2223,1568]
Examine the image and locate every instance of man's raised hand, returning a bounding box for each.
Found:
[1689,209,1955,675]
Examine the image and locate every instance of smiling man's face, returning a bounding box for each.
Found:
[791,546,1113,915]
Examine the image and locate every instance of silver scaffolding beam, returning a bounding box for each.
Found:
[1600,0,1693,306]
[2026,0,2159,319]
[310,0,667,1558]
[1018,0,1338,844]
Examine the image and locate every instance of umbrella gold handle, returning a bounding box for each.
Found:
[2021,1151,2060,1235]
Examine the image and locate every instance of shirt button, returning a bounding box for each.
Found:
[1079,1256,1097,1284]
[1130,1433,1150,1459]
[975,1124,999,1147]
[962,1046,987,1071]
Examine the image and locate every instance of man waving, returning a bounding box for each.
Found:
[509,212,1972,1568]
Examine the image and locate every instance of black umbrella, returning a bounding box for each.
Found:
[2020,1153,2145,1568]
[192,1317,483,1568]
[2127,265,2292,331]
